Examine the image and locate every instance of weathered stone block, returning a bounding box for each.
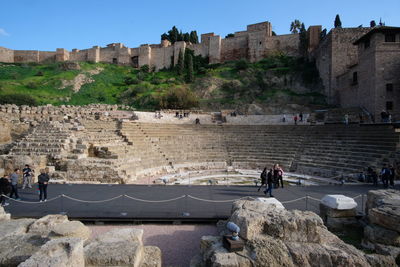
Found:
[366,189,400,214]
[369,206,400,233]
[325,216,359,230]
[255,197,285,210]
[49,220,92,241]
[28,214,69,236]
[319,203,357,218]
[321,194,357,210]
[84,240,144,267]
[19,237,84,267]
[364,224,400,247]
[0,218,35,238]
[141,246,162,267]
[0,234,50,266]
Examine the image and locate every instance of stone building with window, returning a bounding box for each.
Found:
[336,27,400,121]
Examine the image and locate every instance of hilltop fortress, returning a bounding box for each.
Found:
[0,22,300,68]
[0,21,399,119]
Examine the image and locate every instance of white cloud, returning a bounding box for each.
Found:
[0,28,9,36]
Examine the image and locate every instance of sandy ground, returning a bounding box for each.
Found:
[88,224,218,267]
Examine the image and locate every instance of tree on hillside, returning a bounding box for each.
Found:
[299,23,308,57]
[186,54,194,83]
[189,31,199,43]
[334,14,342,28]
[290,20,302,34]
[225,33,235,38]
[177,50,184,76]
[370,20,376,27]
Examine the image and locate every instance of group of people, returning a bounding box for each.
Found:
[0,164,50,206]
[282,113,304,124]
[175,111,190,119]
[358,165,396,188]
[257,164,284,197]
[154,111,163,119]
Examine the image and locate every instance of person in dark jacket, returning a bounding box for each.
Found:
[0,174,11,206]
[257,168,267,192]
[381,165,390,188]
[38,169,50,202]
[389,165,395,187]
[264,169,274,197]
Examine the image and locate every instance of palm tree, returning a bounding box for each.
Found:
[290,20,302,34]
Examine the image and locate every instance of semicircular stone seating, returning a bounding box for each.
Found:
[8,121,400,183]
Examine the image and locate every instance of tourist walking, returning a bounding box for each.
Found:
[389,165,395,187]
[0,174,11,206]
[273,164,284,188]
[257,168,267,192]
[371,170,378,186]
[294,115,298,125]
[38,169,50,202]
[273,164,279,188]
[381,165,390,188]
[299,112,303,122]
[22,164,34,189]
[277,164,284,188]
[9,168,20,200]
[264,168,274,197]
[344,114,349,125]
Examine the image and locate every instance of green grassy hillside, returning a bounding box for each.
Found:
[0,55,327,112]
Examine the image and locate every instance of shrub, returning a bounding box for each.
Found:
[234,60,249,71]
[124,77,139,85]
[140,65,150,73]
[26,81,39,89]
[136,72,146,81]
[160,86,198,109]
[0,94,38,106]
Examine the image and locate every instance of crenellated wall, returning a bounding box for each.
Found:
[0,21,301,70]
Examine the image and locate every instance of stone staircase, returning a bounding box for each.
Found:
[9,122,74,158]
[7,120,399,183]
[295,124,399,177]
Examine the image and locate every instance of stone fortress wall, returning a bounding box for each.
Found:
[0,21,302,70]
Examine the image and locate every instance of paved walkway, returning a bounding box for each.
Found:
[4,184,396,221]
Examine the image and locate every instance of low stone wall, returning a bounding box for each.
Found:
[0,104,135,124]
[362,189,400,264]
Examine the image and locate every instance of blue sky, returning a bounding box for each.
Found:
[1,0,399,51]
